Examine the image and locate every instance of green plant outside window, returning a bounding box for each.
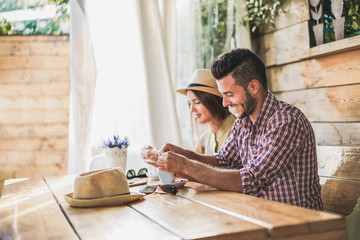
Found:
[0,0,69,35]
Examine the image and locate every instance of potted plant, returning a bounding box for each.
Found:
[103,136,129,171]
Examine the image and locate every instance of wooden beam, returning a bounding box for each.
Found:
[275,84,360,122]
[263,0,309,34]
[0,35,69,42]
[0,109,69,124]
[267,49,360,92]
[0,41,69,55]
[312,123,360,146]
[0,150,67,165]
[0,123,69,138]
[0,137,68,151]
[253,24,360,67]
[320,177,360,215]
[252,21,310,66]
[0,55,70,70]
[0,95,69,110]
[317,146,360,180]
[0,69,69,84]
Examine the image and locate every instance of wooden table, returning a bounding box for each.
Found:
[0,176,346,240]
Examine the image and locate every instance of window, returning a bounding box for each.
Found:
[0,0,69,35]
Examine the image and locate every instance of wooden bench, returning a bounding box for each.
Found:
[317,146,360,215]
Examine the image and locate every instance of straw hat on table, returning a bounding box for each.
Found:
[64,168,144,208]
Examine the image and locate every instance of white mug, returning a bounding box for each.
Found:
[158,171,175,184]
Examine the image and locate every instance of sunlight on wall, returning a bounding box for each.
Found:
[86,1,152,156]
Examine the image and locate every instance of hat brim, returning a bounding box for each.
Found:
[176,86,222,97]
[64,192,145,208]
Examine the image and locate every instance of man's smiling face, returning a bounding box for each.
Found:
[217,74,257,119]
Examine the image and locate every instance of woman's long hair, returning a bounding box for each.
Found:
[189,90,230,149]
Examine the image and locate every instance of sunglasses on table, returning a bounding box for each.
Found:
[126,168,148,179]
[139,184,177,195]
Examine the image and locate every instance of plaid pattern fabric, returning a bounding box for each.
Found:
[215,91,323,210]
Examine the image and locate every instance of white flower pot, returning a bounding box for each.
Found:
[105,147,127,171]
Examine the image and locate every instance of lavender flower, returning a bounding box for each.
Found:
[103,136,129,148]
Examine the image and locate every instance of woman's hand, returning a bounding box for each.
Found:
[141,145,158,168]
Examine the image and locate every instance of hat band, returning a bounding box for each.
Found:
[187,83,216,89]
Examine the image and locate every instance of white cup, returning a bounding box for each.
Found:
[146,164,159,182]
[158,171,175,184]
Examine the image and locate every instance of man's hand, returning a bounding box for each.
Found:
[159,143,185,156]
[157,151,187,175]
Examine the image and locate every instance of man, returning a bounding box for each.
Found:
[144,48,323,210]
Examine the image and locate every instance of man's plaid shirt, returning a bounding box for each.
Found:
[215,91,323,210]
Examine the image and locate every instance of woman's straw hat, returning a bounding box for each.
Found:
[64,168,144,207]
[176,69,222,97]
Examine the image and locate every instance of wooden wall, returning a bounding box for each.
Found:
[252,0,360,215]
[0,35,70,179]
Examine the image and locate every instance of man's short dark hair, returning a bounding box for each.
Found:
[210,48,267,90]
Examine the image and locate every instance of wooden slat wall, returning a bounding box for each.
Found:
[0,35,70,179]
[252,0,360,215]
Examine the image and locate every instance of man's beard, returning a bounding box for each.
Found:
[229,88,257,119]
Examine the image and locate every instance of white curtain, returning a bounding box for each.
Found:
[68,0,96,174]
[69,0,181,173]
[86,1,153,159]
[136,0,182,148]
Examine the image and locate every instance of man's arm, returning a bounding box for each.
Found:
[157,151,243,192]
[160,143,220,167]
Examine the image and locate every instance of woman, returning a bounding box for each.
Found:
[176,68,235,154]
[142,69,235,162]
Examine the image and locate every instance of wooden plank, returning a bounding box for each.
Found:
[0,41,69,55]
[1,164,67,179]
[252,21,309,66]
[177,182,345,239]
[0,150,68,179]
[0,123,69,137]
[309,35,360,59]
[0,55,70,70]
[317,146,360,180]
[267,49,360,92]
[253,25,360,67]
[0,95,69,110]
[0,35,69,42]
[312,123,360,146]
[264,0,309,33]
[129,195,267,239]
[320,177,360,215]
[0,69,69,84]
[273,229,347,240]
[0,150,67,165]
[0,178,77,239]
[0,82,70,97]
[275,84,360,122]
[45,176,181,240]
[0,109,69,124]
[0,137,68,151]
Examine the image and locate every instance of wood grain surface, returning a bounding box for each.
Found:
[0,178,77,239]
